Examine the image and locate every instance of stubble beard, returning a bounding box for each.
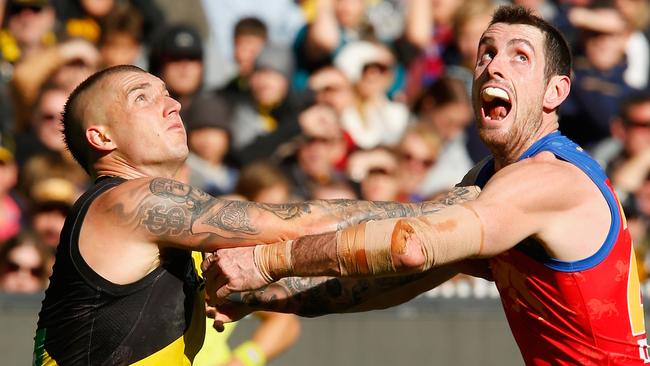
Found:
[480,98,544,163]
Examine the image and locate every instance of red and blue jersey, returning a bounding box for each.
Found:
[473,131,649,365]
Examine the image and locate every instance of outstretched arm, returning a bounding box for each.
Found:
[206,263,466,330]
[99,177,480,251]
[207,155,598,301]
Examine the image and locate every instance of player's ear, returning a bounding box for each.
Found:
[86,125,116,152]
[543,75,570,112]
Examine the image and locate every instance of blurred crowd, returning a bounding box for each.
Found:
[2,0,650,296]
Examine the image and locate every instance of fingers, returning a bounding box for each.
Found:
[213,319,225,333]
[216,284,233,302]
[201,252,218,273]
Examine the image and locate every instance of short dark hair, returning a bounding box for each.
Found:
[233,17,268,40]
[62,64,146,175]
[490,5,572,80]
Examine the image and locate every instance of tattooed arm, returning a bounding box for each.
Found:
[206,263,467,329]
[99,177,480,251]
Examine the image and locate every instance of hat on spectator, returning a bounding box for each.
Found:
[30,178,77,213]
[158,24,203,60]
[149,24,203,75]
[0,146,14,163]
[184,94,231,133]
[254,44,294,80]
[9,0,50,9]
[346,148,398,183]
[334,41,392,83]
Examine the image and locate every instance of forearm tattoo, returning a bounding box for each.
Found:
[109,178,477,247]
[323,186,478,230]
[236,273,430,317]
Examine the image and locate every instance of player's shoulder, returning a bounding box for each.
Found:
[94,176,197,210]
[488,152,597,204]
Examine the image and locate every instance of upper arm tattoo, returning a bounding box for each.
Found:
[112,178,314,244]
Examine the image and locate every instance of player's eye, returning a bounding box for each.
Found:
[514,54,528,63]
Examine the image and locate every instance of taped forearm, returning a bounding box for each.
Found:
[254,203,485,280]
[336,203,484,276]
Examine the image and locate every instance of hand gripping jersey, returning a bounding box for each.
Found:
[473,132,649,365]
[33,176,206,365]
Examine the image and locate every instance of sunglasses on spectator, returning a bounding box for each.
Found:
[625,119,650,129]
[40,113,59,123]
[5,261,44,277]
[362,62,391,74]
[367,167,395,177]
[303,136,337,144]
[313,84,346,94]
[10,5,46,15]
[401,153,436,168]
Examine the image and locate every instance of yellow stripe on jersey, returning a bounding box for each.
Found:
[628,248,646,336]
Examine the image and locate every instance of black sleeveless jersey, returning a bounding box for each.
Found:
[33,176,206,365]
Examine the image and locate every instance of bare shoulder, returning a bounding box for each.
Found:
[472,153,610,258]
[482,153,597,209]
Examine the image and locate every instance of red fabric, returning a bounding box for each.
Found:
[490,181,648,365]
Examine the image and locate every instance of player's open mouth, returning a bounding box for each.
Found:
[481,87,511,121]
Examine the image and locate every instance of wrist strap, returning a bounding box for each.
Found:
[233,340,266,366]
[254,240,294,282]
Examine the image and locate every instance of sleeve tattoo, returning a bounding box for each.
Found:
[109,178,479,247]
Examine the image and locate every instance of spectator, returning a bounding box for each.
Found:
[149,24,204,111]
[229,44,309,165]
[11,38,100,131]
[97,2,145,68]
[293,0,374,88]
[334,41,410,150]
[310,178,358,200]
[0,231,52,294]
[235,161,293,204]
[199,0,304,88]
[415,77,476,196]
[282,104,348,199]
[307,65,354,116]
[183,93,238,197]
[347,147,400,201]
[14,83,67,165]
[614,0,650,90]
[560,5,636,150]
[401,0,463,103]
[219,17,268,103]
[54,0,164,45]
[14,83,88,189]
[28,177,77,250]
[597,94,650,199]
[395,123,442,202]
[0,0,57,64]
[0,146,23,244]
